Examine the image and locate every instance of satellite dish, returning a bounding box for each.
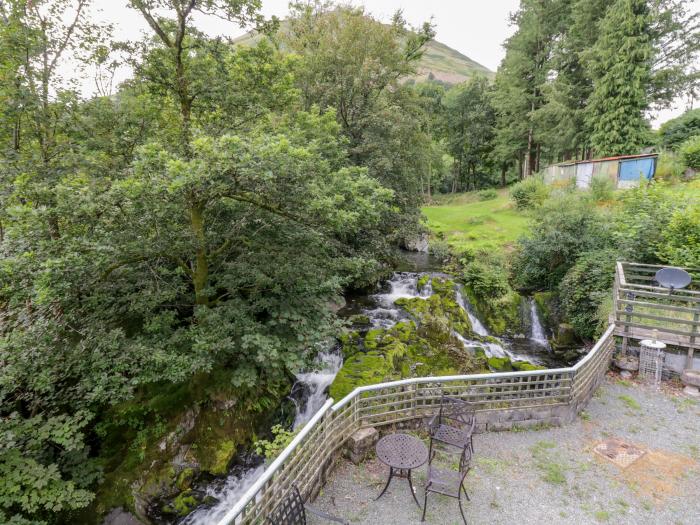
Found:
[654,267,691,291]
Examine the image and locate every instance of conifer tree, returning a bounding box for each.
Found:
[586,0,653,156]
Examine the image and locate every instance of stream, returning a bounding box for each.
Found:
[179,258,557,524]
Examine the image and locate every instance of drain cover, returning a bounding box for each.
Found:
[593,438,646,468]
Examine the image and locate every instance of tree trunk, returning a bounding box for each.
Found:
[501,164,507,188]
[190,203,209,307]
[535,143,541,174]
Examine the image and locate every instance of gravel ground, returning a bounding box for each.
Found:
[308,375,700,525]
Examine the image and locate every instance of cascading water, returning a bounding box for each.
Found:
[365,272,428,328]
[529,298,550,350]
[181,463,265,525]
[183,348,343,525]
[292,348,343,428]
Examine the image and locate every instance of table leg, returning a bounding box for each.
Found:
[375,467,394,500]
[407,469,422,508]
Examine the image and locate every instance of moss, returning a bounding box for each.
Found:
[363,328,384,350]
[533,292,556,328]
[417,274,431,292]
[176,468,195,491]
[339,329,361,359]
[162,490,199,516]
[330,278,482,399]
[512,361,546,371]
[487,356,513,372]
[464,287,522,337]
[348,314,371,326]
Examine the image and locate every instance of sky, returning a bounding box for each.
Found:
[88,0,697,127]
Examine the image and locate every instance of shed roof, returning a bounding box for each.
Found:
[551,153,658,168]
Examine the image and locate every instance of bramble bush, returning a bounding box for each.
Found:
[680,135,700,170]
[509,176,550,210]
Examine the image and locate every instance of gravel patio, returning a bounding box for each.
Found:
[308,375,700,525]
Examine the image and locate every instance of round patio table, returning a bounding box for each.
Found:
[375,433,429,508]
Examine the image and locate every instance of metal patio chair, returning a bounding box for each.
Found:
[426,394,476,459]
[265,484,349,525]
[421,442,473,524]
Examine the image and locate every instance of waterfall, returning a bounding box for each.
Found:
[366,273,425,328]
[292,348,343,429]
[455,288,489,337]
[181,464,266,525]
[530,298,550,350]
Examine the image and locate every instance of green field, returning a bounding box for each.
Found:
[422,189,530,252]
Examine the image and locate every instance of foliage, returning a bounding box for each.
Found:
[510,176,550,210]
[477,188,498,201]
[659,109,700,150]
[586,0,653,157]
[442,76,496,191]
[657,204,700,267]
[655,151,686,181]
[680,135,700,170]
[253,425,297,462]
[559,249,618,340]
[461,257,510,304]
[429,240,451,261]
[511,195,612,290]
[588,174,615,202]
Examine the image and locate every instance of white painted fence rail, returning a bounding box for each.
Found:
[217,324,617,525]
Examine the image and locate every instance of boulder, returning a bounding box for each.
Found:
[345,427,379,465]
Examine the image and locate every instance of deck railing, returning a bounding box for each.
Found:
[216,324,616,525]
[614,262,700,367]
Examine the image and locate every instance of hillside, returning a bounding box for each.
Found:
[232,25,493,85]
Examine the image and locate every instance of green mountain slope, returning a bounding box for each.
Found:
[231,26,494,85]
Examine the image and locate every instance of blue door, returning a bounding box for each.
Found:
[618,158,655,188]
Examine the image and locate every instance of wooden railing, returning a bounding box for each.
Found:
[216,325,616,525]
[614,262,700,367]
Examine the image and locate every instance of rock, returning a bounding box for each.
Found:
[555,323,577,347]
[328,296,346,313]
[345,427,379,465]
[103,508,144,525]
[620,370,633,380]
[681,369,700,397]
[614,356,639,372]
[404,233,429,253]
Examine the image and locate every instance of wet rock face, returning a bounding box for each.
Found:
[403,233,430,253]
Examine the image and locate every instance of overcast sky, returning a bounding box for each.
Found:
[89,0,697,127]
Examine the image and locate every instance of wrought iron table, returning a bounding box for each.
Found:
[375,433,429,508]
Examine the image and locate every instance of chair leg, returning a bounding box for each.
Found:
[458,496,468,525]
[421,491,429,522]
[462,484,470,501]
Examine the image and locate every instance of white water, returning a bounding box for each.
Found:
[292,349,343,428]
[181,464,266,525]
[366,273,427,328]
[530,298,550,350]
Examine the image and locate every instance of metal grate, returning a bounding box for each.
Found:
[639,340,666,387]
[593,438,646,468]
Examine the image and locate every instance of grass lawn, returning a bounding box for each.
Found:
[421,189,530,252]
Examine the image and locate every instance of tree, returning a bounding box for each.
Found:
[443,77,496,191]
[586,0,653,156]
[286,1,435,216]
[659,108,700,150]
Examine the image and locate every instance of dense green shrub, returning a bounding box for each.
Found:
[655,151,685,181]
[559,250,618,340]
[612,183,678,262]
[588,174,615,202]
[430,239,451,261]
[659,109,700,150]
[509,176,550,210]
[461,258,510,303]
[511,195,612,290]
[477,188,498,201]
[657,204,700,267]
[680,135,700,170]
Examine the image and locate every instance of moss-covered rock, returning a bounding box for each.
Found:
[462,286,523,337]
[512,360,546,372]
[330,278,483,399]
[348,314,371,326]
[417,274,431,292]
[162,489,199,517]
[487,356,513,372]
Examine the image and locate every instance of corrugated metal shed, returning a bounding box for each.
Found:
[543,153,657,189]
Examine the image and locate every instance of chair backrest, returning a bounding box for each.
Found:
[438,394,476,429]
[265,485,306,525]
